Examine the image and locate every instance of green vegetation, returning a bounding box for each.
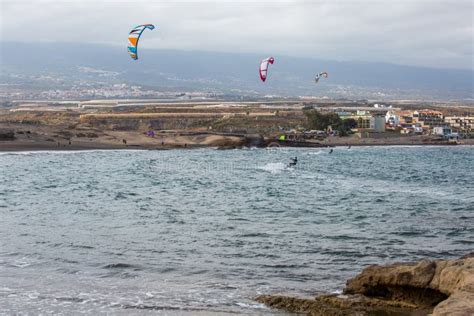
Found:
[340,118,357,136]
[305,110,356,136]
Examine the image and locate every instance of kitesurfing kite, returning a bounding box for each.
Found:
[127,24,155,60]
[259,57,275,82]
[315,72,328,84]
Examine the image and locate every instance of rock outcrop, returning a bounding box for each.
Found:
[257,293,429,316]
[244,134,265,147]
[0,129,15,140]
[256,253,474,316]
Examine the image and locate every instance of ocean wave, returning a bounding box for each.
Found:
[102,263,143,270]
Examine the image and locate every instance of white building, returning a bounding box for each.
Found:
[385,110,400,127]
[433,126,452,136]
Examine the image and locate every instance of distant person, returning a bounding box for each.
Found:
[329,149,334,154]
[122,139,127,145]
[288,157,298,167]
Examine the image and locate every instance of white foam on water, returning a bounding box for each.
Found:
[259,162,287,173]
[235,302,267,309]
[308,150,325,155]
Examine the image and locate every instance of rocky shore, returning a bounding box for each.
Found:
[257,253,474,316]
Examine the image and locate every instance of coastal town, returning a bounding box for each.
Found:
[301,105,473,142]
[1,98,473,150]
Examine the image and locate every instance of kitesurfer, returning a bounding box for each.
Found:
[288,157,298,167]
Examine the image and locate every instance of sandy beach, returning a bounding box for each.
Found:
[0,123,248,151]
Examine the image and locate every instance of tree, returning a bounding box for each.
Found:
[305,110,356,136]
[337,118,357,136]
[342,118,357,130]
[305,110,342,130]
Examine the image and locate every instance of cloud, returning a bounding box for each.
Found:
[1,0,472,69]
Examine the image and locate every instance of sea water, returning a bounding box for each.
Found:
[0,146,473,314]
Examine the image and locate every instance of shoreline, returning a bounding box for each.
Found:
[2,121,473,152]
[1,140,472,152]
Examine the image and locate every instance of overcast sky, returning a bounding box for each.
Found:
[1,0,472,69]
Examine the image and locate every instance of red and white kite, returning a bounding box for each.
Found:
[259,57,274,82]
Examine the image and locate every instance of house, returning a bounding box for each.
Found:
[398,110,415,125]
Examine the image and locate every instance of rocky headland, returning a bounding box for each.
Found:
[257,253,474,316]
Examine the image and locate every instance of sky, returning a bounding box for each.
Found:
[1,0,473,70]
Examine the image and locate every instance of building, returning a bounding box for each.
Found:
[400,123,423,135]
[433,126,452,137]
[444,116,473,134]
[398,110,415,125]
[373,116,386,132]
[373,103,392,109]
[413,109,444,128]
[338,110,374,130]
[385,110,400,128]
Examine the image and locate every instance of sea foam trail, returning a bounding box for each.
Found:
[259,162,287,173]
[309,150,325,155]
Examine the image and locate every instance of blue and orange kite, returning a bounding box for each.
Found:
[127,24,155,60]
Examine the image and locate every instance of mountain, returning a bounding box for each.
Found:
[1,41,473,100]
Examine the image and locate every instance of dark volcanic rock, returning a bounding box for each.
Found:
[0,129,15,140]
[244,134,265,147]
